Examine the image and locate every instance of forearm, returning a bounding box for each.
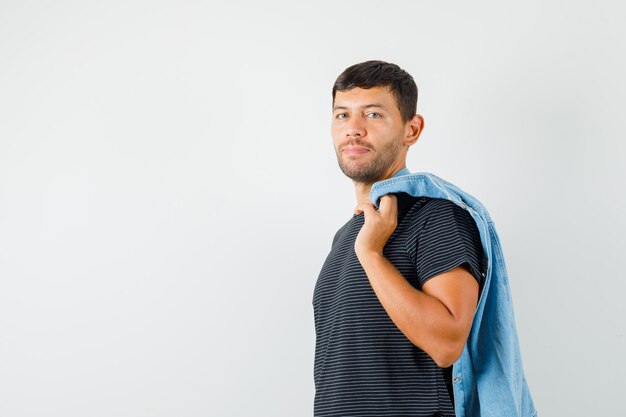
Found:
[357,251,470,367]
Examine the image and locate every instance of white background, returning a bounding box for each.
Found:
[1,1,625,416]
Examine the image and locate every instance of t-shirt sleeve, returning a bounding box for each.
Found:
[411,199,484,288]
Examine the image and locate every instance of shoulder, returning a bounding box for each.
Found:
[331,216,355,247]
[394,193,432,223]
[413,198,475,231]
[397,196,471,232]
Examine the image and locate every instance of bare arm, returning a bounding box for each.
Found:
[354,194,479,368]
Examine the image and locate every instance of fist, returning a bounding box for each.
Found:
[354,194,398,260]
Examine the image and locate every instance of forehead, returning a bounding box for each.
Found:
[333,86,398,110]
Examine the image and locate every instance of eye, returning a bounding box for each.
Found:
[367,112,382,118]
[335,113,348,119]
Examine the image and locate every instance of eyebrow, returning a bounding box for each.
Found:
[332,103,388,111]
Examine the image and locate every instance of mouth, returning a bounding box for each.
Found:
[341,145,370,155]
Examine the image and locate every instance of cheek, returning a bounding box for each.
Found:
[331,127,342,145]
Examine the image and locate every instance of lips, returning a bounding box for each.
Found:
[342,145,370,155]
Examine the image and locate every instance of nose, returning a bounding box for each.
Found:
[346,116,365,137]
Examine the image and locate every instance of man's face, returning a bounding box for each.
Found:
[331,86,409,184]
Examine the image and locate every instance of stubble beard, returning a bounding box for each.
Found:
[336,136,404,184]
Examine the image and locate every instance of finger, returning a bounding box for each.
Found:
[379,194,398,217]
[355,202,376,216]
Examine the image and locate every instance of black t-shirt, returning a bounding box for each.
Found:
[313,193,484,417]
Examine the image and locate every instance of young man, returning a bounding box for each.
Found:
[313,61,486,416]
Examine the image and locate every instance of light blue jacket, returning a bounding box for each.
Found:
[370,168,537,417]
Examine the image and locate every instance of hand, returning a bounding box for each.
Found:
[354,194,398,260]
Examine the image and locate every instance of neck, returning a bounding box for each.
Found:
[354,182,374,207]
[353,165,407,207]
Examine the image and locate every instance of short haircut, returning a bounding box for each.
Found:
[332,60,418,123]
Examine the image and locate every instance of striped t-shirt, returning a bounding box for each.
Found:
[313,193,484,417]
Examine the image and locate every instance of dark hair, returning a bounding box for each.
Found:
[332,60,418,123]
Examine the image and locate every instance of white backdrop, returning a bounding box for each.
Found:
[1,1,625,416]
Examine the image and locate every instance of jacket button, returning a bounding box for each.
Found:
[453,377,462,383]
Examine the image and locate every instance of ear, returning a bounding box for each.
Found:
[404,114,424,147]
